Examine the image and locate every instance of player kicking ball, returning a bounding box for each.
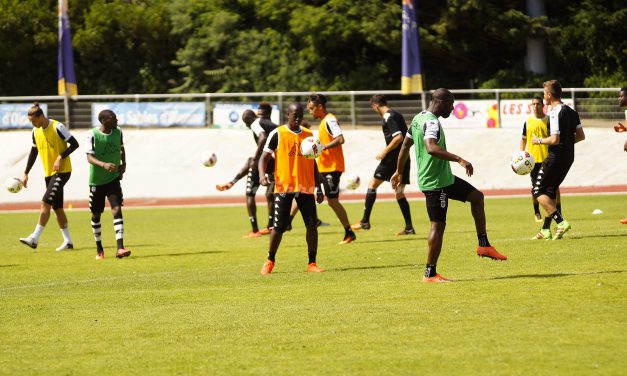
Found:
[86,110,130,260]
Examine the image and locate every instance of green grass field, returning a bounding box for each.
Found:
[0,195,625,375]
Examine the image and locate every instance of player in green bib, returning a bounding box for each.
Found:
[86,110,130,260]
[391,88,507,283]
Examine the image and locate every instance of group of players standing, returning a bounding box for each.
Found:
[19,81,617,281]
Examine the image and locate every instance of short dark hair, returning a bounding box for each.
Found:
[98,109,114,124]
[532,96,543,102]
[258,102,272,115]
[308,93,327,107]
[242,109,257,126]
[28,102,44,117]
[543,80,562,98]
[370,94,387,106]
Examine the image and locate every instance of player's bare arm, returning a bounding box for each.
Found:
[87,154,117,173]
[391,137,413,189]
[377,134,403,160]
[258,151,271,186]
[574,127,585,143]
[424,138,473,177]
[532,134,559,145]
[322,134,344,150]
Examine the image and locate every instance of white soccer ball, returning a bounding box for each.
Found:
[300,137,323,159]
[200,151,217,167]
[5,177,23,193]
[344,173,360,190]
[511,151,535,175]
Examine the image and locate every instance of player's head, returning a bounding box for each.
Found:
[543,80,562,103]
[27,102,46,128]
[532,96,545,117]
[242,109,257,128]
[307,93,327,119]
[619,86,627,107]
[430,88,455,118]
[98,110,118,130]
[370,94,388,115]
[257,102,272,119]
[286,102,304,129]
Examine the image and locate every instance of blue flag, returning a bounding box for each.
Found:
[401,0,423,94]
[58,0,78,96]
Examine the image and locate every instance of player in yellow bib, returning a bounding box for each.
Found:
[520,96,560,222]
[20,103,79,251]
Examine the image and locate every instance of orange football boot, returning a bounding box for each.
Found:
[260,260,275,275]
[307,263,325,273]
[477,246,507,260]
[422,274,451,283]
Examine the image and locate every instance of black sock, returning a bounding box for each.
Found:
[345,226,352,235]
[361,188,376,223]
[288,215,295,226]
[550,210,564,224]
[117,238,124,249]
[250,216,259,233]
[556,203,562,214]
[425,264,437,278]
[308,251,317,264]
[533,203,540,215]
[543,216,552,230]
[96,241,103,253]
[397,197,413,228]
[267,252,276,262]
[478,233,491,247]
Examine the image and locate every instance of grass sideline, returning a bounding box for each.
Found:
[0,195,625,375]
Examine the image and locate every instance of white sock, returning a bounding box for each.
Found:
[61,226,72,244]
[113,218,124,240]
[91,220,102,242]
[32,224,45,242]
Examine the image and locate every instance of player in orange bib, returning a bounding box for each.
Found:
[307,93,357,245]
[258,102,325,275]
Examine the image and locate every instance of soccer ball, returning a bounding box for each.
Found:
[344,173,360,190]
[511,151,535,175]
[300,137,323,159]
[5,177,23,193]
[200,151,217,167]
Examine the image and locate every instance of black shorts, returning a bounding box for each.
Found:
[272,193,317,233]
[374,154,410,184]
[43,172,71,209]
[246,166,275,197]
[321,171,342,199]
[532,154,573,199]
[423,176,477,222]
[89,178,124,214]
[529,163,542,195]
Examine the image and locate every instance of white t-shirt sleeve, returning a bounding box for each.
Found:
[250,119,264,138]
[55,122,73,141]
[325,116,343,138]
[264,128,279,153]
[549,105,561,135]
[423,120,440,140]
[85,131,95,155]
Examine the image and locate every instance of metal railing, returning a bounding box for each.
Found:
[0,88,622,129]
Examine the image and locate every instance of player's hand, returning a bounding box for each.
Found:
[103,162,117,173]
[376,151,386,161]
[315,188,324,204]
[259,176,269,186]
[22,174,28,188]
[532,136,541,145]
[624,139,627,152]
[216,182,234,191]
[53,156,61,172]
[459,158,473,177]
[390,172,401,189]
[614,122,627,133]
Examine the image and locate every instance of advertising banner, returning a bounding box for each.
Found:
[213,103,281,129]
[92,102,206,127]
[0,103,48,129]
[499,99,574,129]
[440,100,499,128]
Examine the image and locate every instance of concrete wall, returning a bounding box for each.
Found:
[1,127,625,204]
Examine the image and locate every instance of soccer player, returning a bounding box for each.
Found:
[217,105,276,237]
[307,93,357,244]
[531,80,585,240]
[520,96,561,222]
[258,102,325,275]
[19,103,79,251]
[86,110,131,260]
[352,94,415,235]
[391,88,507,283]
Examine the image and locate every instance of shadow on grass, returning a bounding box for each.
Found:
[355,237,427,244]
[466,269,626,281]
[0,264,19,268]
[334,263,417,272]
[566,233,627,240]
[138,250,226,259]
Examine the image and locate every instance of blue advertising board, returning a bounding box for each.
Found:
[92,102,206,127]
[0,103,48,129]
